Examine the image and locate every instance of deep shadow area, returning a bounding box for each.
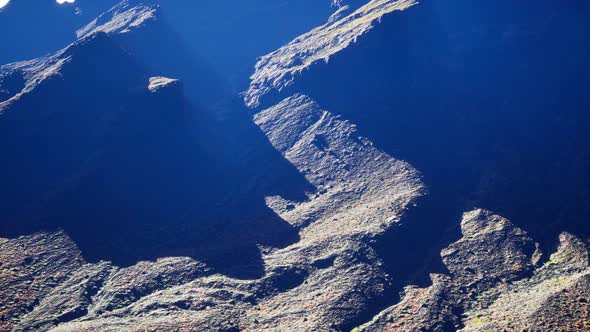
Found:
[0,0,120,65]
[155,0,337,87]
[0,33,312,279]
[259,0,590,324]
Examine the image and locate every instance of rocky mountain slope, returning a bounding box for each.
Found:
[1,0,589,331]
[0,0,119,65]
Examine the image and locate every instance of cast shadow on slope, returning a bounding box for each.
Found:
[0,33,313,280]
[0,0,121,65]
[261,0,590,298]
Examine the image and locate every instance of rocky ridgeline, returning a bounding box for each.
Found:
[1,68,424,331]
[356,210,590,331]
[244,0,416,109]
[1,0,589,331]
[3,210,588,331]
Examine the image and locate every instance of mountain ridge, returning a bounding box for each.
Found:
[0,0,589,331]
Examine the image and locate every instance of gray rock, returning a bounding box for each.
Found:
[244,0,418,108]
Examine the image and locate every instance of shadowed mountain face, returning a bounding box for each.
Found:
[0,0,121,64]
[0,0,79,64]
[0,0,346,89]
[76,1,231,107]
[154,0,339,84]
[1,1,589,331]
[0,32,311,279]
[248,0,590,282]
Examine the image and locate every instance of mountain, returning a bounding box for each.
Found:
[0,0,589,331]
[0,17,310,278]
[244,0,590,328]
[149,0,348,84]
[0,0,119,64]
[0,0,79,64]
[76,0,230,106]
[246,0,590,263]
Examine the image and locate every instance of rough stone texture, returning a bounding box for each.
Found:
[254,94,424,236]
[0,90,424,331]
[76,0,157,38]
[27,94,421,331]
[13,262,115,332]
[356,274,459,332]
[1,1,589,331]
[0,232,84,331]
[244,0,417,108]
[7,211,585,331]
[357,210,590,332]
[147,76,181,93]
[461,232,590,332]
[440,209,538,309]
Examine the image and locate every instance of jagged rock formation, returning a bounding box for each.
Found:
[0,232,84,331]
[149,0,349,81]
[0,28,307,276]
[244,0,417,108]
[0,0,119,65]
[1,0,589,331]
[246,0,590,289]
[76,0,229,105]
[356,210,590,331]
[461,232,590,331]
[0,92,425,331]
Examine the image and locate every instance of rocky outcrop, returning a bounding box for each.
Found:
[440,209,538,302]
[4,94,423,331]
[1,0,589,331]
[0,0,121,65]
[461,232,590,331]
[247,94,424,330]
[254,94,424,234]
[356,210,590,332]
[244,1,590,328]
[244,0,417,108]
[77,0,229,105]
[0,232,84,331]
[13,262,114,332]
[4,209,586,331]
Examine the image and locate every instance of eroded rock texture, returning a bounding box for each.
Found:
[1,0,589,331]
[357,210,590,331]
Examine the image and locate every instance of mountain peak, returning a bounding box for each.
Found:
[244,0,417,108]
[77,0,158,38]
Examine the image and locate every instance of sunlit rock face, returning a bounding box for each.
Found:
[0,30,310,283]
[0,0,589,331]
[357,210,590,332]
[247,0,590,247]
[150,0,345,82]
[244,0,590,329]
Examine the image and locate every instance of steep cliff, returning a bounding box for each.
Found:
[0,0,589,331]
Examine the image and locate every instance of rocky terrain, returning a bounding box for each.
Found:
[357,210,590,331]
[1,0,589,331]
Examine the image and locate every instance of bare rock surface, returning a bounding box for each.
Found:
[24,94,422,331]
[0,91,424,331]
[461,232,590,331]
[0,232,84,331]
[148,76,181,93]
[254,94,424,235]
[77,0,157,38]
[1,1,589,331]
[357,210,590,332]
[244,0,417,108]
